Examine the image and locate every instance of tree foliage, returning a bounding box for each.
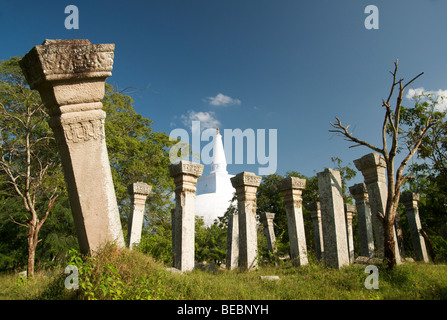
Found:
[102,84,176,228]
[0,56,63,277]
[402,93,447,261]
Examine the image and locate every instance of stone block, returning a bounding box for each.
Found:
[317,168,349,269]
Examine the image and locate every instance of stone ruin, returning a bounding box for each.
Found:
[127,182,152,249]
[277,177,308,266]
[19,39,431,271]
[20,39,124,254]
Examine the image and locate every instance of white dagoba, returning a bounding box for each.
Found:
[195,128,235,226]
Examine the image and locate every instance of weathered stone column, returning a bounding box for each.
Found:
[230,172,262,271]
[169,160,203,272]
[349,183,375,258]
[19,39,124,254]
[345,204,356,264]
[170,208,176,259]
[260,212,277,254]
[400,192,429,262]
[226,212,239,270]
[317,168,350,269]
[353,153,401,264]
[278,177,308,266]
[127,182,152,249]
[306,202,324,261]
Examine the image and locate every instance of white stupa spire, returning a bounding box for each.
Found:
[195,127,235,226]
[210,127,228,174]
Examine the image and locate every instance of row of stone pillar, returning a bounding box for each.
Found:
[308,158,428,268]
[19,40,428,269]
[226,176,309,270]
[124,157,431,272]
[239,164,429,271]
[350,181,429,263]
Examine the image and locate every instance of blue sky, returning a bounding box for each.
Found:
[1,0,446,182]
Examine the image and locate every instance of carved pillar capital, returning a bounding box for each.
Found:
[349,183,370,204]
[344,203,356,223]
[128,182,152,196]
[353,153,387,185]
[400,191,420,209]
[169,160,204,194]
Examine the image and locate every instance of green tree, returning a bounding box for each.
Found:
[256,171,320,258]
[195,216,227,264]
[0,56,63,277]
[102,84,177,266]
[102,84,176,228]
[402,93,447,261]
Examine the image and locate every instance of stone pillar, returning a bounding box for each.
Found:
[260,212,277,254]
[230,172,262,271]
[127,182,152,249]
[317,168,350,269]
[400,192,429,262]
[226,212,239,270]
[19,39,124,254]
[349,183,375,258]
[170,208,176,259]
[278,177,308,266]
[169,160,203,272]
[345,204,356,264]
[353,153,401,264]
[306,202,324,261]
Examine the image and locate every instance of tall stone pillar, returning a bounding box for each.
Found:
[353,153,401,264]
[278,177,308,266]
[226,212,239,270]
[400,192,429,262]
[230,172,262,271]
[169,160,203,272]
[317,168,350,269]
[260,212,277,254]
[345,204,356,264]
[170,208,176,259]
[306,202,324,261]
[349,183,375,258]
[19,39,124,254]
[127,182,152,249]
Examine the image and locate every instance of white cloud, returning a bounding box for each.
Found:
[204,93,241,107]
[406,87,447,112]
[181,110,221,131]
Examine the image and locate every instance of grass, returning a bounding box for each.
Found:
[1,245,446,300]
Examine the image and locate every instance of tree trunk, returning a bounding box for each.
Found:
[384,216,396,269]
[384,158,398,270]
[27,226,37,278]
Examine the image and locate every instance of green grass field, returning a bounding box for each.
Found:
[1,246,446,300]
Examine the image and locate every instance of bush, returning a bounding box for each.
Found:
[67,244,172,300]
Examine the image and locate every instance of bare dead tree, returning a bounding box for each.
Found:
[329,60,439,269]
